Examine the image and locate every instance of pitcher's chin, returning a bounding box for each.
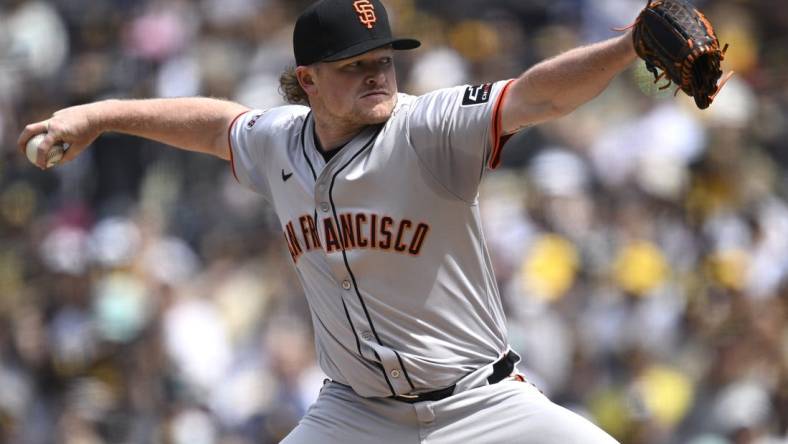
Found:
[357,103,395,125]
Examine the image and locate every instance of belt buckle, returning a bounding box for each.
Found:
[397,393,419,399]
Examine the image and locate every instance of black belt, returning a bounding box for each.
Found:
[390,350,519,404]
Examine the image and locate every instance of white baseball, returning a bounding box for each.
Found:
[25,133,65,168]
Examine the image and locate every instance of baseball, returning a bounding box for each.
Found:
[25,133,65,169]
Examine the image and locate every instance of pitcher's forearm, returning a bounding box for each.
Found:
[502,32,637,133]
[527,33,636,114]
[91,98,249,160]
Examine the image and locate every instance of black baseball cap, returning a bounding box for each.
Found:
[293,0,421,66]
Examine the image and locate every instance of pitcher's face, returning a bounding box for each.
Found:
[301,47,398,126]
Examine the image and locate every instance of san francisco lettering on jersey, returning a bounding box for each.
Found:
[283,211,430,263]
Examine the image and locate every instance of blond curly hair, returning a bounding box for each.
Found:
[279,66,310,106]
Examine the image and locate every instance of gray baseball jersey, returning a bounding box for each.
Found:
[229,80,515,398]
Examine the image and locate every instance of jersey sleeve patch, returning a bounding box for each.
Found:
[245,111,266,130]
[462,83,493,106]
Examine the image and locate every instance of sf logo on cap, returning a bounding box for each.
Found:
[353,0,377,29]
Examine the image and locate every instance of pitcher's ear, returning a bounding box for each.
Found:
[296,66,317,91]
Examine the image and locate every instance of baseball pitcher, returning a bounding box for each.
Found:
[18,0,728,442]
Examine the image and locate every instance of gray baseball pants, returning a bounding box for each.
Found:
[281,377,619,444]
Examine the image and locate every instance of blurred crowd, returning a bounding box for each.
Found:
[0,0,786,443]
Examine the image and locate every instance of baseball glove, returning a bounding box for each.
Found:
[625,0,733,109]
